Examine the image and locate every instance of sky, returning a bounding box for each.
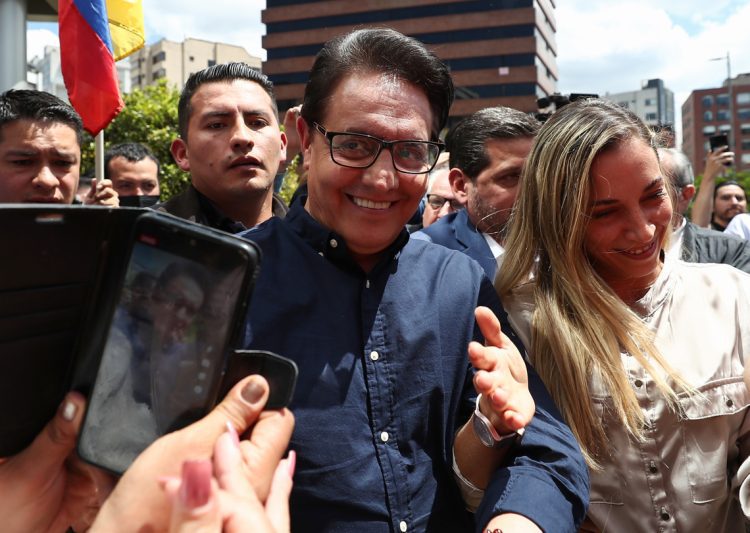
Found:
[26,0,750,143]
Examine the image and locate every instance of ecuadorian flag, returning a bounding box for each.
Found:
[59,0,145,135]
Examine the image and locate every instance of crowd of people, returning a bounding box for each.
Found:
[1,25,750,533]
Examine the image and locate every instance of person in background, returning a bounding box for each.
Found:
[497,98,750,531]
[157,63,287,232]
[414,107,539,279]
[726,212,750,240]
[420,152,461,229]
[689,142,744,230]
[0,89,118,206]
[104,142,161,207]
[659,147,750,272]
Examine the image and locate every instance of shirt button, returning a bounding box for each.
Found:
[329,238,338,248]
[318,251,324,257]
[370,351,379,361]
[380,431,389,442]
[660,508,670,521]
[649,461,658,474]
[727,399,734,408]
[399,521,407,532]
[634,379,643,388]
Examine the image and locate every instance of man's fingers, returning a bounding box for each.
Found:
[15,392,85,476]
[474,306,505,348]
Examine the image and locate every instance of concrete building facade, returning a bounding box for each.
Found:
[682,74,750,173]
[603,78,675,129]
[129,38,261,91]
[261,0,558,124]
[28,45,132,101]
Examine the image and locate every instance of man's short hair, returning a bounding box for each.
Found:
[0,89,83,145]
[300,28,454,140]
[104,142,161,181]
[446,107,540,181]
[714,180,747,200]
[658,147,693,189]
[178,62,277,140]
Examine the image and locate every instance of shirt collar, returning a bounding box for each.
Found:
[285,200,410,274]
[193,185,247,234]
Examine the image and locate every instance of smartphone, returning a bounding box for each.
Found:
[709,134,731,166]
[77,213,260,474]
[219,350,298,409]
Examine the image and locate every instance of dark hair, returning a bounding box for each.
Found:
[0,89,83,145]
[300,28,454,140]
[178,62,277,140]
[446,106,540,180]
[714,180,747,200]
[104,142,160,181]
[156,261,209,298]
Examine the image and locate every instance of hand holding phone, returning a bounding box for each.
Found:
[709,134,732,167]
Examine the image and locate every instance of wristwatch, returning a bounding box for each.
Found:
[472,394,524,449]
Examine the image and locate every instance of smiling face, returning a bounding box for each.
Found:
[170,79,287,208]
[584,137,672,302]
[0,119,80,204]
[299,72,433,270]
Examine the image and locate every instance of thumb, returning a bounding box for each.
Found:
[192,375,270,440]
[475,306,506,348]
[15,392,85,475]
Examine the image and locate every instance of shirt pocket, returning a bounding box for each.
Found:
[588,397,625,506]
[679,376,750,504]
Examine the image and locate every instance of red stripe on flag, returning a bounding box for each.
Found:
[59,0,124,135]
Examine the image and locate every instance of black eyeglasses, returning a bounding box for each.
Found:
[313,122,443,174]
[426,194,463,211]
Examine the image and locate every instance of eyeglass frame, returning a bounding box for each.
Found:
[425,194,464,211]
[312,122,444,174]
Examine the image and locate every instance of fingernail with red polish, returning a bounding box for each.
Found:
[226,421,240,448]
[180,460,212,508]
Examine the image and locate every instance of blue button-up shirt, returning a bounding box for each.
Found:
[240,203,588,532]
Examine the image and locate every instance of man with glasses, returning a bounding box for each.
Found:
[414,107,540,279]
[235,28,587,533]
[420,152,462,229]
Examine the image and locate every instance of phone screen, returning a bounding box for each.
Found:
[79,223,254,474]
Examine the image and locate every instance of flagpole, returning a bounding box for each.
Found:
[95,130,105,183]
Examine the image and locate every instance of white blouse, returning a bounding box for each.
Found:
[503,258,750,532]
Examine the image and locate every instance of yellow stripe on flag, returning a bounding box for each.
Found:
[106,0,145,61]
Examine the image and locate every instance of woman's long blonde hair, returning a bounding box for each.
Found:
[496,99,690,468]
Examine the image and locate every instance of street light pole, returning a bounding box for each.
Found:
[710,52,733,154]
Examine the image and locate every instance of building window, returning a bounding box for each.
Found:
[719,124,731,132]
[646,112,658,121]
[742,153,750,165]
[738,92,750,105]
[644,98,655,106]
[703,125,717,135]
[741,123,750,135]
[741,139,750,151]
[619,101,629,109]
[739,108,750,120]
[152,51,166,64]
[702,95,714,107]
[717,94,730,106]
[704,110,713,121]
[717,110,730,121]
[152,68,166,81]
[207,59,216,67]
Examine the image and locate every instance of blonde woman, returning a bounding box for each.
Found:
[497,98,750,531]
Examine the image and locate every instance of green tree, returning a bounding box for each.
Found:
[695,169,750,196]
[81,80,188,200]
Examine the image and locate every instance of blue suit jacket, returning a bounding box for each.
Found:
[412,209,497,280]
